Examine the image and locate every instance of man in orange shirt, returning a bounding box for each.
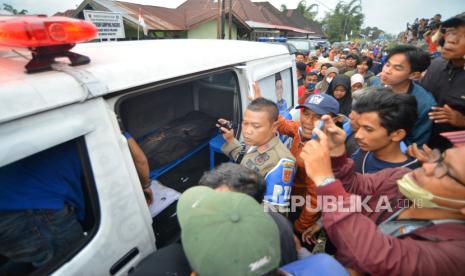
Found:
[276,94,340,237]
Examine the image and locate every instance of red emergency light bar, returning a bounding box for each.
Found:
[0,15,97,47]
[0,15,98,73]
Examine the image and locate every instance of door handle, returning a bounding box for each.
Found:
[110,247,139,275]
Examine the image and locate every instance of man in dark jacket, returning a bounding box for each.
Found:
[421,13,465,151]
[300,115,465,275]
[371,45,436,146]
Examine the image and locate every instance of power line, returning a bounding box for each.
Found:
[312,0,333,12]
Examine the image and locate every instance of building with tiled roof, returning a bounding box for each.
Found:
[58,0,322,40]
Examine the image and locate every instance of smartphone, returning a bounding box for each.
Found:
[218,121,236,133]
[311,120,325,140]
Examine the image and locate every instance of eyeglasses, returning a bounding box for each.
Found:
[427,149,464,185]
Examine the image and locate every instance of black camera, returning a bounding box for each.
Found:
[218,121,236,132]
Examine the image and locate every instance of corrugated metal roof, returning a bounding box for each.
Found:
[285,9,326,38]
[115,0,185,30]
[177,0,268,29]
[246,20,313,34]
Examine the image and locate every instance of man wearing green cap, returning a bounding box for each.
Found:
[177,186,281,276]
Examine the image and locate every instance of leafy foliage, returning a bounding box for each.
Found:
[296,0,318,21]
[2,3,28,15]
[321,0,363,42]
[360,26,384,40]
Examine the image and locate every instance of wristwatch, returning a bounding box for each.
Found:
[318,176,336,187]
[142,181,151,189]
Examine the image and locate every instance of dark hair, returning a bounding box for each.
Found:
[296,62,307,73]
[275,72,282,82]
[321,62,332,69]
[359,56,373,69]
[247,97,279,123]
[199,163,265,202]
[386,45,431,73]
[307,71,318,77]
[352,87,418,134]
[346,53,360,65]
[295,52,304,57]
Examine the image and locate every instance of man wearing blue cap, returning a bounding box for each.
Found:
[276,94,340,239]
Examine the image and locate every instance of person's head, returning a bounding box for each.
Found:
[350,73,364,92]
[296,62,307,78]
[433,13,442,22]
[315,48,321,56]
[295,52,305,63]
[199,163,265,202]
[380,45,431,86]
[275,73,283,101]
[352,88,417,153]
[295,94,339,139]
[320,62,332,76]
[356,56,373,74]
[325,67,339,83]
[305,71,318,90]
[327,74,351,101]
[243,98,279,147]
[349,87,372,131]
[441,13,465,62]
[345,53,360,69]
[177,186,281,276]
[400,145,465,216]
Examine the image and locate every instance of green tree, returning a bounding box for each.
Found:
[280,4,288,12]
[2,3,28,14]
[296,0,318,21]
[360,26,384,40]
[322,0,363,42]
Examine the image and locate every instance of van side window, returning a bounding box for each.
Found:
[256,69,294,116]
[0,137,98,275]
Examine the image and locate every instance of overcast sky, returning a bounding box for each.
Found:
[2,0,464,34]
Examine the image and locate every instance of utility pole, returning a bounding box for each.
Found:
[221,0,226,39]
[228,0,232,40]
[228,0,232,39]
[217,0,221,39]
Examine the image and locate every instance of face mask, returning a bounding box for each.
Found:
[306,83,316,90]
[397,174,465,212]
[326,77,333,83]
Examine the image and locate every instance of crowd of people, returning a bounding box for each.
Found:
[152,12,464,275]
[400,13,444,57]
[1,11,464,276]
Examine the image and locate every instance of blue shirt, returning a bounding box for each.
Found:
[370,77,436,146]
[277,99,288,117]
[281,254,348,276]
[0,140,85,220]
[352,150,420,174]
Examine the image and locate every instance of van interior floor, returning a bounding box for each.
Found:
[151,147,230,248]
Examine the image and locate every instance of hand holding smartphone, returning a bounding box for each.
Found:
[311,120,325,140]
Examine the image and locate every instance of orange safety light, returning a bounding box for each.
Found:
[0,15,98,73]
[0,15,97,47]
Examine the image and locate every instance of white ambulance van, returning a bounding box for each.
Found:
[0,16,298,275]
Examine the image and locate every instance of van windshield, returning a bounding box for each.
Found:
[288,40,309,51]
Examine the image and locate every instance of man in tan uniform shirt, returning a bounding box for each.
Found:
[222,135,295,178]
[218,98,296,210]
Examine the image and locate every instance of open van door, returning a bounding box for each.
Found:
[236,54,299,121]
[235,54,300,148]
